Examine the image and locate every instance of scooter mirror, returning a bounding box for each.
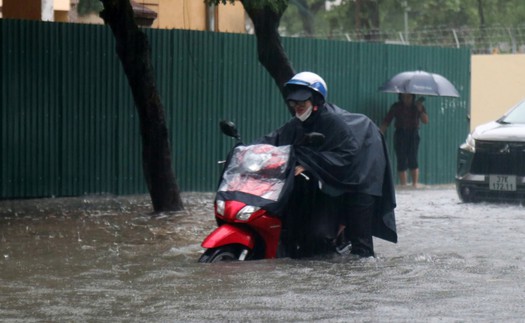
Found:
[219,120,240,139]
[303,132,325,146]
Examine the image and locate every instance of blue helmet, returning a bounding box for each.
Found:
[284,71,328,100]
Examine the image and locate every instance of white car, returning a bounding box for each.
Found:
[456,99,525,202]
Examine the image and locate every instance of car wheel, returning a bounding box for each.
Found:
[458,185,474,203]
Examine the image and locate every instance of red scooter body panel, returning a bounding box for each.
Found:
[248,214,282,258]
[220,200,246,222]
[201,223,255,249]
[204,200,283,259]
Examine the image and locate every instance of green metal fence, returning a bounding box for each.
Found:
[0,19,470,199]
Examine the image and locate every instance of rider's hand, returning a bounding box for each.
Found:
[294,165,305,176]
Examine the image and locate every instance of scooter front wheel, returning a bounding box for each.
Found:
[198,245,248,263]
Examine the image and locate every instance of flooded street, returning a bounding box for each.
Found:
[1,187,524,322]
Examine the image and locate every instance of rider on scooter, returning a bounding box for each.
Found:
[255,71,397,258]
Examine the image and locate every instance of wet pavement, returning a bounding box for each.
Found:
[1,187,524,321]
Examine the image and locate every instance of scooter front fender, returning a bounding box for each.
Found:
[201,224,255,250]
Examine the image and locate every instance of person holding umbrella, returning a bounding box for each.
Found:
[380,93,428,188]
[378,70,459,187]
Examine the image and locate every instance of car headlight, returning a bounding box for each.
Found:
[236,205,260,221]
[215,199,225,216]
[460,134,475,153]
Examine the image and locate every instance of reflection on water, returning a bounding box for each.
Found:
[1,188,524,321]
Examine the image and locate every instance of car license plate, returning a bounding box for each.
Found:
[489,175,517,191]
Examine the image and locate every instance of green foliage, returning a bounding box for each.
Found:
[204,0,288,13]
[280,0,525,38]
[204,0,525,34]
[77,0,103,16]
[280,0,331,36]
[280,1,308,35]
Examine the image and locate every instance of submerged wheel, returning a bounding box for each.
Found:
[198,245,246,263]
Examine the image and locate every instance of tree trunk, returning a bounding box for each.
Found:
[241,1,296,115]
[363,0,380,41]
[295,0,315,37]
[477,0,488,53]
[100,0,184,213]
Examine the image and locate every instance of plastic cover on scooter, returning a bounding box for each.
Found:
[217,144,295,217]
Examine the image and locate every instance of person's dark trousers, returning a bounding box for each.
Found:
[281,174,316,258]
[342,192,376,257]
[281,174,338,258]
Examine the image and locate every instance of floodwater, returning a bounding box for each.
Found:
[1,186,524,322]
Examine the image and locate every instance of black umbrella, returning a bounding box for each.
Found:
[379,70,460,97]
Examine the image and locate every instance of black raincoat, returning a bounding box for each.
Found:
[256,103,397,243]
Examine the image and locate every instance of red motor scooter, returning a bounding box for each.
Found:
[198,121,329,263]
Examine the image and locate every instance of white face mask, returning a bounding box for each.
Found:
[295,104,313,122]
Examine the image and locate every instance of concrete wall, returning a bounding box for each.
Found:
[1,0,246,33]
[154,0,245,32]
[471,54,525,130]
[153,0,206,30]
[216,2,246,33]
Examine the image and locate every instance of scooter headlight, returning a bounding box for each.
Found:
[236,205,260,221]
[215,200,225,216]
